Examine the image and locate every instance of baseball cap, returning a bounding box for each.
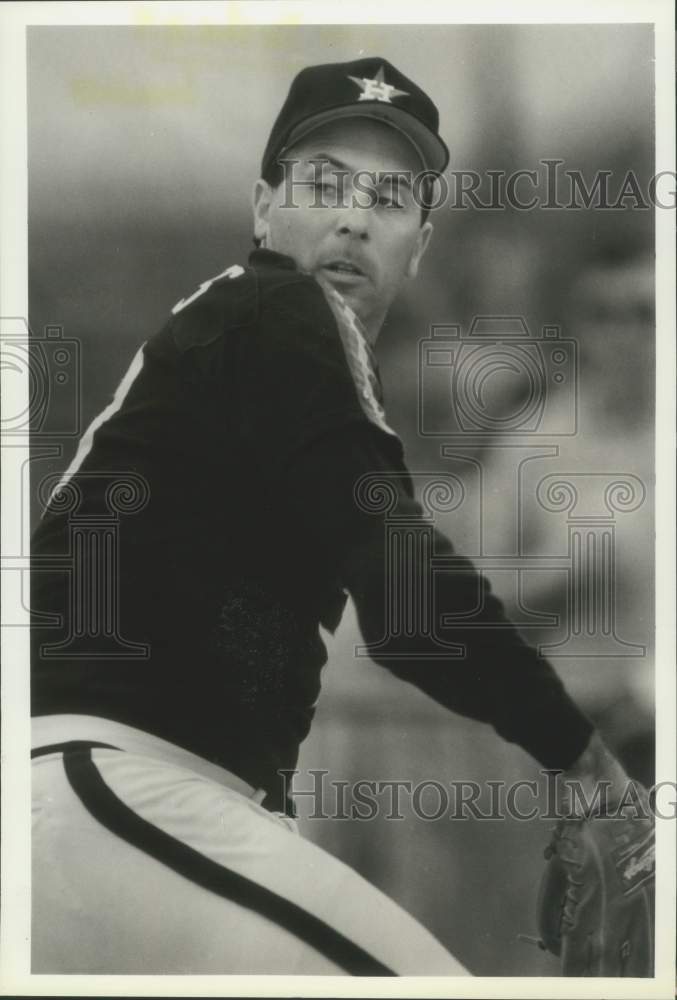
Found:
[260,57,449,181]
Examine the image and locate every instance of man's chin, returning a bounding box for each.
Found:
[317,269,361,298]
[327,286,369,322]
[312,270,379,339]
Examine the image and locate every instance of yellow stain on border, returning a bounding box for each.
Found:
[70,77,196,108]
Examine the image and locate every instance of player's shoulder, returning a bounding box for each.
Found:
[155,250,328,357]
[162,263,257,355]
[248,250,345,350]
[248,248,334,338]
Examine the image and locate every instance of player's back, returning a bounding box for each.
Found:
[31,250,378,803]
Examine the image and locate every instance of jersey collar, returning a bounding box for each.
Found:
[248,248,299,272]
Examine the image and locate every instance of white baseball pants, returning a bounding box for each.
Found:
[31,715,469,976]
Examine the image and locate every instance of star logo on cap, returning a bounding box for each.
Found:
[347,65,409,104]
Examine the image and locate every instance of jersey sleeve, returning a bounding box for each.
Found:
[276,421,594,772]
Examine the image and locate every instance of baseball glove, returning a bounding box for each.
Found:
[532,786,655,976]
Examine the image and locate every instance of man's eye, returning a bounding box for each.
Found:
[377,195,404,209]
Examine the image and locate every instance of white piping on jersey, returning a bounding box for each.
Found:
[46,265,245,513]
[46,345,146,510]
[171,264,245,315]
[320,283,397,437]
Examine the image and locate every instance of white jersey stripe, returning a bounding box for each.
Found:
[171,264,244,315]
[47,345,146,507]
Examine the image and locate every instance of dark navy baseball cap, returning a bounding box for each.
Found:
[260,57,449,180]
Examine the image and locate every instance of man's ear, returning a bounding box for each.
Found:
[252,179,274,246]
[406,221,434,280]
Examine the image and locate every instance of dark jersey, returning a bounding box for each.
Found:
[31,248,593,808]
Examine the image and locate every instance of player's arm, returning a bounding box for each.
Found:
[240,272,595,771]
[559,730,633,811]
[281,419,596,771]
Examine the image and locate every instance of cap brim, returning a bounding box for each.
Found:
[278,102,449,175]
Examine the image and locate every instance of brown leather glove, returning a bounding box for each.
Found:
[535,783,655,976]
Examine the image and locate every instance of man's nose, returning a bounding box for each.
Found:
[334,202,370,240]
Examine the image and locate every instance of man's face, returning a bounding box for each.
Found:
[252,118,433,341]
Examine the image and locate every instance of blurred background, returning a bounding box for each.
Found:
[28,24,655,976]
